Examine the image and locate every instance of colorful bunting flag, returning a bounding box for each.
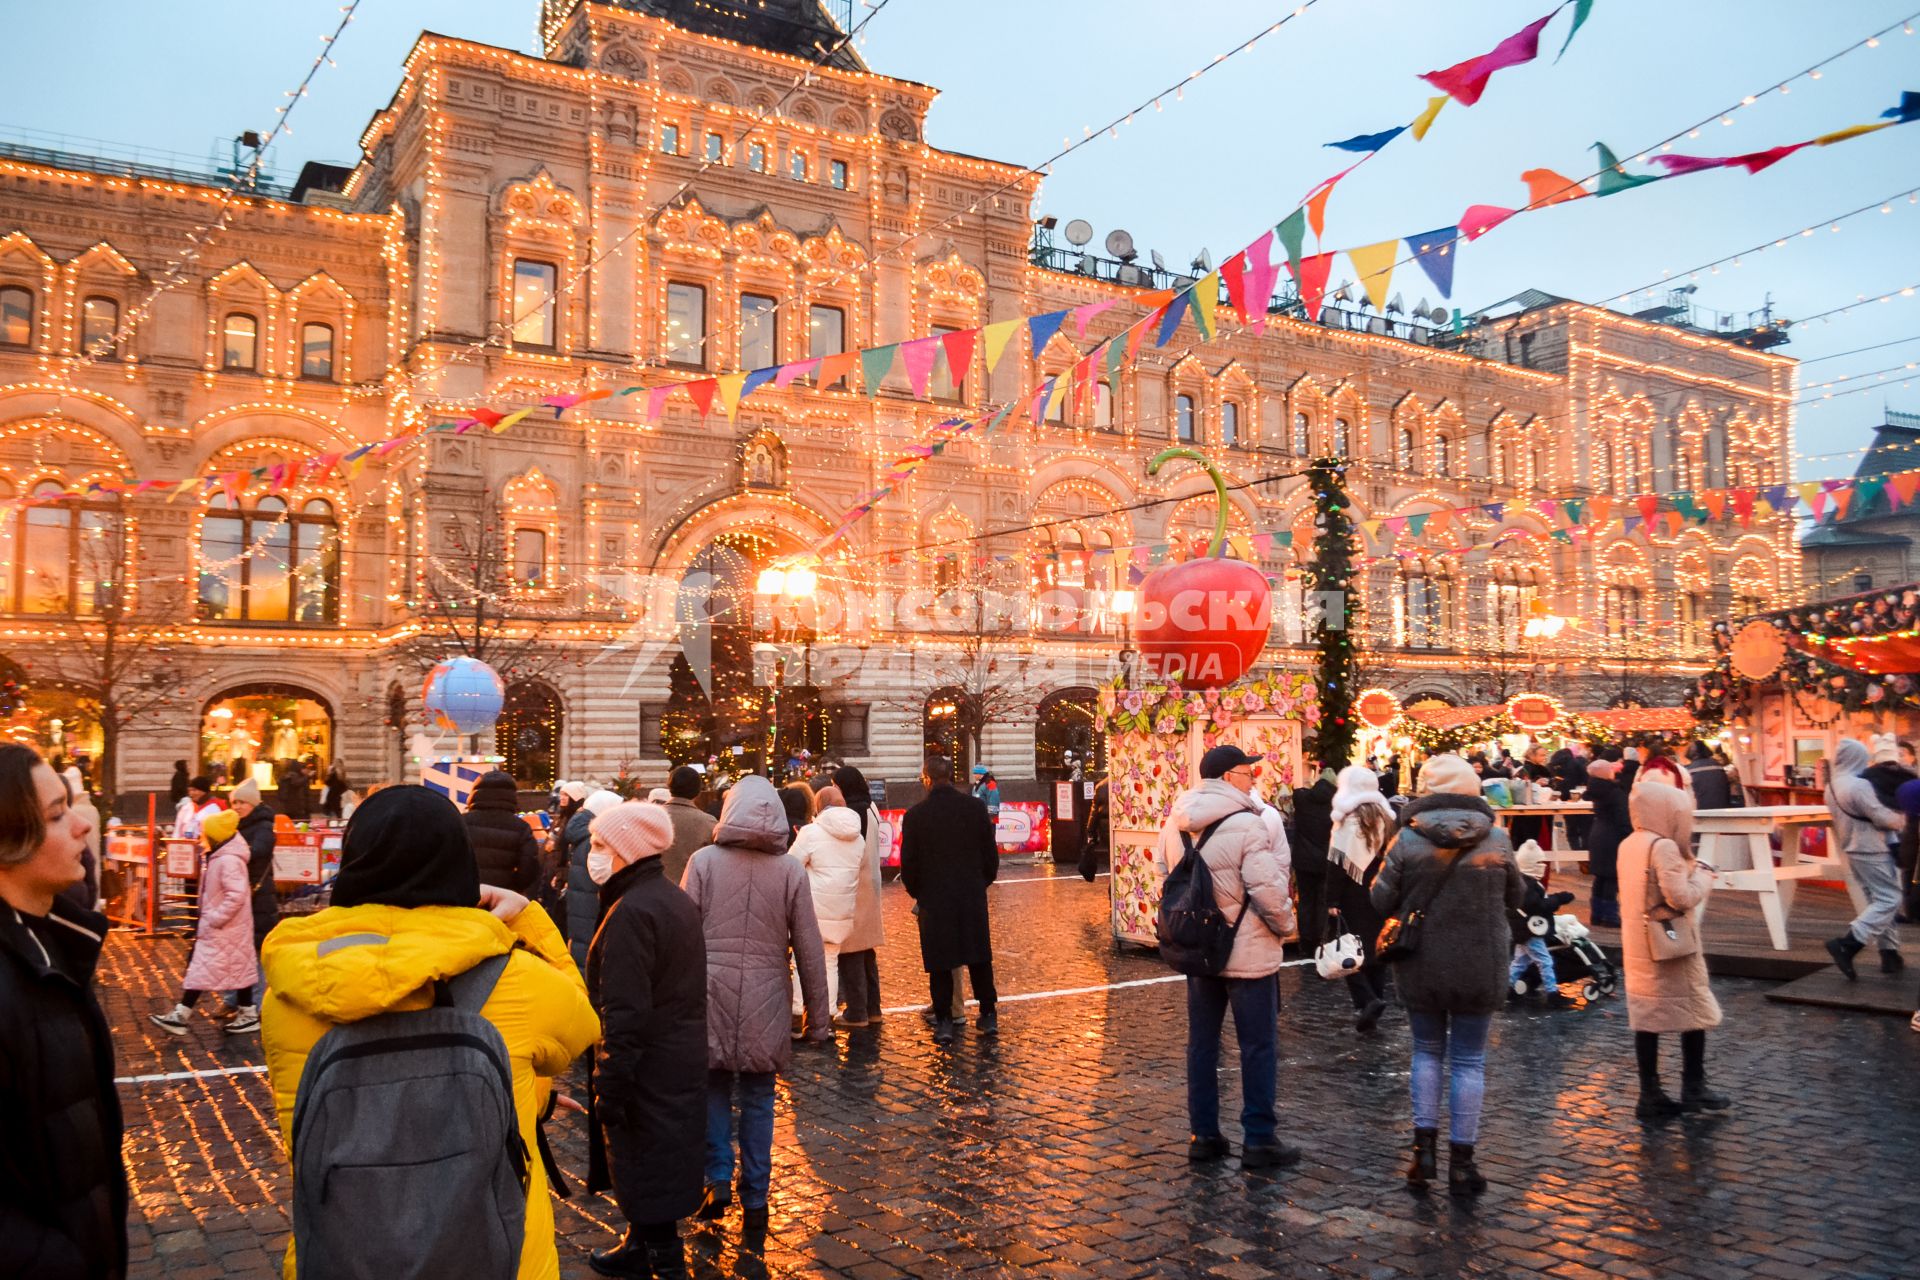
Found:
[1405,227,1459,298]
[899,337,941,397]
[1521,167,1589,207]
[1156,290,1193,345]
[1556,0,1594,61]
[1458,204,1517,240]
[1326,125,1406,153]
[1295,253,1335,322]
[981,318,1022,373]
[1421,11,1556,106]
[1411,94,1449,141]
[860,344,897,394]
[1347,239,1400,311]
[774,358,818,389]
[740,366,780,401]
[1191,272,1220,339]
[1071,300,1117,338]
[1275,208,1307,279]
[715,373,747,421]
[1028,309,1069,356]
[686,379,717,418]
[1241,232,1282,333]
[1592,142,1659,196]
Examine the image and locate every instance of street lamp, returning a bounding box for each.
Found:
[1110,588,1138,687]
[754,564,819,777]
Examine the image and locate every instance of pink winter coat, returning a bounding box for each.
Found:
[184,836,259,992]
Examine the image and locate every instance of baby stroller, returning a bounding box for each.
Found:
[1511,912,1619,1003]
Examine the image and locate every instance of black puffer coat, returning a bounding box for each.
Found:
[564,807,597,969]
[462,771,539,895]
[0,899,126,1279]
[585,856,707,1223]
[236,802,280,948]
[1371,794,1524,1015]
[899,784,998,971]
[1584,774,1630,881]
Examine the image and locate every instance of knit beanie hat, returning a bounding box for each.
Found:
[1418,753,1481,797]
[592,801,674,866]
[231,778,261,805]
[202,809,240,846]
[561,781,590,802]
[583,788,622,817]
[1586,759,1618,782]
[1871,733,1900,765]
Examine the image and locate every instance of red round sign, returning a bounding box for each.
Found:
[1356,688,1402,729]
[1506,693,1563,732]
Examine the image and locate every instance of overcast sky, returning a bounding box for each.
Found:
[5,0,1916,479]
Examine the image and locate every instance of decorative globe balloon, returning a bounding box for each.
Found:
[422,657,505,736]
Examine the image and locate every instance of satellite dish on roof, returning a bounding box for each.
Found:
[1105,228,1136,261]
[1429,306,1451,324]
[1064,219,1094,247]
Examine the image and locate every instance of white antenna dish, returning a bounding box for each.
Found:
[1105,228,1136,260]
[1150,249,1167,272]
[1192,248,1212,273]
[1063,218,1093,247]
[1429,306,1450,324]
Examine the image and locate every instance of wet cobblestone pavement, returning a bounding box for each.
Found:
[105,863,1920,1279]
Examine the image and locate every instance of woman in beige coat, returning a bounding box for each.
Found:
[1617,779,1729,1120]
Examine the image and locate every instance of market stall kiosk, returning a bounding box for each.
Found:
[1100,672,1317,947]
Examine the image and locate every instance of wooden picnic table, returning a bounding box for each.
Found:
[1490,803,1593,862]
[1693,805,1853,952]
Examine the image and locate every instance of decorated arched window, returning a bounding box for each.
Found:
[1393,558,1451,649]
[1220,400,1239,447]
[197,493,338,624]
[504,469,561,591]
[1333,417,1351,456]
[0,285,32,347]
[222,312,259,370]
[1396,427,1416,472]
[1291,411,1310,454]
[1488,555,1546,648]
[1175,393,1195,442]
[1596,440,1615,491]
[81,296,120,359]
[1676,546,1711,653]
[1094,380,1115,430]
[1730,555,1773,618]
[1433,435,1452,475]
[9,484,123,616]
[1598,545,1646,641]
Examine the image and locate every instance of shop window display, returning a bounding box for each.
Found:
[200,687,334,793]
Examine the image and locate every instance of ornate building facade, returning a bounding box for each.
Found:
[0,0,1795,802]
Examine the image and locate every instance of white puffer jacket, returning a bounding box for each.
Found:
[788,806,865,946]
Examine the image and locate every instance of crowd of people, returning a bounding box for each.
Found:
[4,719,1915,1274]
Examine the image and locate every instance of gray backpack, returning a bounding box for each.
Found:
[290,951,528,1279]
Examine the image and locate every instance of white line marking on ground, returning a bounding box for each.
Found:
[116,1064,269,1085]
[988,872,1109,885]
[878,959,1313,1015]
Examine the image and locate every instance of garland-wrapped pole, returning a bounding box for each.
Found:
[1305,456,1358,768]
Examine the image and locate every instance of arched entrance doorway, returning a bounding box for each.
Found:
[923,684,973,778]
[498,679,563,789]
[1035,687,1103,780]
[200,683,334,798]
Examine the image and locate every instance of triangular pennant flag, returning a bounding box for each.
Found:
[1404,227,1459,298]
[1241,232,1282,333]
[1427,509,1452,535]
[1296,253,1335,321]
[1763,483,1792,514]
[1028,309,1069,357]
[494,409,533,434]
[1325,125,1406,153]
[1128,314,1154,362]
[1219,250,1249,317]
[1071,299,1118,338]
[740,366,780,401]
[979,319,1021,373]
[1592,142,1659,196]
[171,476,199,500]
[1028,379,1054,426]
[1105,330,1129,379]
[1347,239,1399,312]
[1891,472,1920,507]
[1702,491,1727,521]
[1275,208,1306,279]
[1587,496,1612,528]
[1304,173,1344,239]
[1732,488,1757,525]
[1191,272,1219,339]
[899,337,941,397]
[1252,533,1273,556]
[1385,517,1408,536]
[1481,502,1505,520]
[715,373,747,421]
[1637,494,1659,523]
[1411,94,1449,141]
[1045,373,1071,419]
[1521,167,1590,207]
[1362,519,1383,539]
[1406,513,1430,536]
[1557,0,1594,61]
[686,379,718,418]
[1623,514,1642,537]
[1829,485,1856,521]
[860,344,897,394]
[941,328,977,386]
[1854,476,1886,514]
[1814,121,1894,147]
[1563,499,1586,526]
[1156,290,1193,345]
[1458,205,1517,241]
[645,385,673,422]
[1421,12,1555,106]
[813,350,855,391]
[774,358,818,390]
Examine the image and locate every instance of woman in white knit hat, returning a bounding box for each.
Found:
[1327,764,1397,1032]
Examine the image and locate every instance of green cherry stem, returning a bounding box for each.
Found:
[1146,447,1230,558]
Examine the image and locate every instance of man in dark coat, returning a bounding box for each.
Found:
[463,770,540,895]
[900,756,999,1045]
[584,801,707,1279]
[1684,741,1734,811]
[1582,759,1630,927]
[230,778,280,971]
[1078,778,1110,882]
[0,744,127,1278]
[1289,766,1337,951]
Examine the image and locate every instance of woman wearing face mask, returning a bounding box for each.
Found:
[583,802,707,1278]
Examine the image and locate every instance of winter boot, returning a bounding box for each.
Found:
[588,1233,653,1277]
[1881,949,1905,975]
[1826,933,1865,980]
[694,1184,731,1220]
[149,1004,191,1036]
[1448,1144,1487,1197]
[1355,998,1387,1032]
[1590,899,1621,928]
[1636,1086,1684,1120]
[646,1238,690,1278]
[1404,1128,1438,1189]
[975,1006,998,1037]
[1680,1079,1731,1112]
[932,1017,956,1046]
[224,1006,259,1034]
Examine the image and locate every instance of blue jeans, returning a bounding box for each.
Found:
[705,1069,776,1209]
[1185,974,1278,1146]
[1408,1011,1492,1145]
[1510,937,1558,989]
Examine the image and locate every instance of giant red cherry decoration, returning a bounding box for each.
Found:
[1133,448,1272,688]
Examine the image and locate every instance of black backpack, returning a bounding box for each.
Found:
[1155,817,1242,976]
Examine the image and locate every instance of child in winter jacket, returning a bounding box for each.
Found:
[150,808,262,1035]
[1509,842,1575,1008]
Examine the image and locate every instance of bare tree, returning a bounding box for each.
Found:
[400,512,567,686]
[24,503,188,806]
[885,560,1042,774]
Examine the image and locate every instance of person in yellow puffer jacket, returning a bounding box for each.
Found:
[260,785,600,1280]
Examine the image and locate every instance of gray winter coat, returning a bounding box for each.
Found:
[1150,781,1295,978]
[1825,738,1904,854]
[1371,794,1524,1015]
[681,777,830,1073]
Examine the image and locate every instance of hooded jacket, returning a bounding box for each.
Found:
[1826,738,1905,855]
[1370,793,1523,1015]
[1616,780,1722,1034]
[463,771,540,895]
[1151,780,1296,979]
[0,898,126,1280]
[788,806,865,947]
[236,800,280,945]
[260,902,598,1280]
[184,834,260,994]
[681,776,830,1072]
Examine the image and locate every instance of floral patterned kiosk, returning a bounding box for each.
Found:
[1099,671,1319,947]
